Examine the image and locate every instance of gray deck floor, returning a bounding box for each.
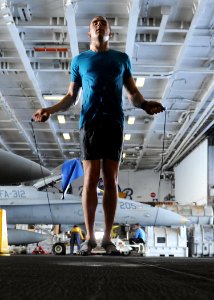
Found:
[0,255,213,300]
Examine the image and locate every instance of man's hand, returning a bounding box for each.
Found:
[32,108,50,122]
[124,77,166,115]
[142,101,165,115]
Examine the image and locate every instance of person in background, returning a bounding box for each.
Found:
[129,223,146,245]
[69,225,84,255]
[33,16,164,255]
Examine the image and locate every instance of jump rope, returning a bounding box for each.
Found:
[30,107,167,225]
[30,119,54,224]
[157,107,167,201]
[151,107,167,226]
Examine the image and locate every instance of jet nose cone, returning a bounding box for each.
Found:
[155,207,189,226]
[180,216,189,224]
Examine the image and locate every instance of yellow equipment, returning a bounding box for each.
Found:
[0,209,10,256]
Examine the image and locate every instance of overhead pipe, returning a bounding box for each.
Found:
[166,118,214,169]
[34,47,68,52]
[155,73,214,172]
[161,77,214,170]
[163,92,214,170]
[154,112,191,171]
[135,0,207,171]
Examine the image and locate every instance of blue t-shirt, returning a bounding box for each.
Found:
[71,49,132,129]
[134,228,146,240]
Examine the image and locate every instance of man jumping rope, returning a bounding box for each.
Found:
[33,16,165,255]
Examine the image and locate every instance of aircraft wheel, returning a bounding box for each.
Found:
[122,250,131,256]
[53,242,66,255]
[80,251,88,256]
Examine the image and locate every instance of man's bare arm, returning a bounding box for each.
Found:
[124,77,165,115]
[33,82,81,122]
[124,77,146,107]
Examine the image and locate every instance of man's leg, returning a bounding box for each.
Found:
[102,159,120,242]
[70,234,75,255]
[76,233,81,250]
[138,238,145,244]
[129,238,134,245]
[129,238,136,251]
[82,160,100,241]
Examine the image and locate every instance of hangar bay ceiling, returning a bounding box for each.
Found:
[0,0,213,172]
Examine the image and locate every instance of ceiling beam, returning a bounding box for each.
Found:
[123,0,143,107]
[63,0,81,113]
[0,135,10,151]
[156,6,171,43]
[0,1,65,159]
[63,0,79,57]
[125,0,142,57]
[0,90,42,159]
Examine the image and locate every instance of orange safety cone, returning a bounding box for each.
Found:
[0,209,10,256]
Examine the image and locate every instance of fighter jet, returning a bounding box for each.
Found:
[0,149,51,184]
[0,156,188,244]
[0,185,188,227]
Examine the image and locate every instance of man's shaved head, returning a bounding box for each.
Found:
[89,16,111,31]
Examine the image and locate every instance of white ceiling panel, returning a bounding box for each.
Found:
[0,0,213,175]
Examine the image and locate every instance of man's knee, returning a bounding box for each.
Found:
[84,177,99,191]
[84,171,99,189]
[102,159,119,184]
[83,161,100,189]
[103,179,117,191]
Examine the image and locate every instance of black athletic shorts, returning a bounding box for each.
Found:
[80,116,124,161]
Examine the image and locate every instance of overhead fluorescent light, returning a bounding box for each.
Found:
[43,95,64,101]
[3,13,10,18]
[122,153,126,158]
[63,133,70,140]
[128,116,135,125]
[1,3,7,9]
[57,115,66,124]
[136,77,145,87]
[124,134,131,141]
